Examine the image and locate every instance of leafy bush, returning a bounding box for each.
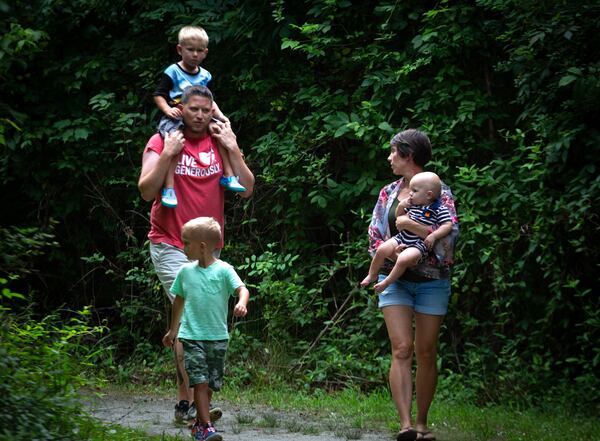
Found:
[0,284,104,440]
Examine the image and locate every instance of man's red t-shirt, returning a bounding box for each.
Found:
[145,133,225,249]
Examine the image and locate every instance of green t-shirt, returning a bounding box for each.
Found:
[171,259,244,341]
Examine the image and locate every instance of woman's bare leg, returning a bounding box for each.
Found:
[414,312,444,433]
[383,305,415,430]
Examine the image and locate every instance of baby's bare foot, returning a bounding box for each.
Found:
[360,275,376,287]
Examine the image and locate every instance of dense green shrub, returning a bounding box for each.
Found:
[0,284,104,440]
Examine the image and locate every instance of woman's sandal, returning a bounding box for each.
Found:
[397,427,418,441]
[416,430,436,440]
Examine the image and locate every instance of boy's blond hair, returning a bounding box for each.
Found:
[182,217,221,247]
[178,25,209,46]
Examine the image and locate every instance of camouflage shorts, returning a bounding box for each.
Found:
[180,339,228,390]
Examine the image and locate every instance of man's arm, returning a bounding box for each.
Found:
[138,131,184,201]
[162,295,184,347]
[210,120,255,197]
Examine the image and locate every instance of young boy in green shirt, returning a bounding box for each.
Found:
[163,216,249,441]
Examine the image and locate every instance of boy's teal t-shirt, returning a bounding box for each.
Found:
[171,260,244,341]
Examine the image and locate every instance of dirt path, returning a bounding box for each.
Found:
[86,390,393,440]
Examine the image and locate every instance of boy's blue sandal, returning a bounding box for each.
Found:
[161,187,178,208]
[219,175,246,192]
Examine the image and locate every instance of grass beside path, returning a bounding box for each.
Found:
[218,383,599,441]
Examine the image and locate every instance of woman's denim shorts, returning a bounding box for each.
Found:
[377,275,451,316]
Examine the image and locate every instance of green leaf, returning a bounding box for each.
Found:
[558,75,578,87]
[334,125,351,138]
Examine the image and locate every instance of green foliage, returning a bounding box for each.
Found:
[0,296,104,440]
[1,0,599,412]
[449,128,600,407]
[0,223,58,279]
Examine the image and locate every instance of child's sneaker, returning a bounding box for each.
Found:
[161,187,178,208]
[191,420,222,441]
[219,176,246,193]
[209,404,223,422]
[191,420,202,439]
[174,399,190,422]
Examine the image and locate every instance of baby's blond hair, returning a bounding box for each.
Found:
[178,25,209,46]
[410,172,442,198]
[181,217,221,248]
